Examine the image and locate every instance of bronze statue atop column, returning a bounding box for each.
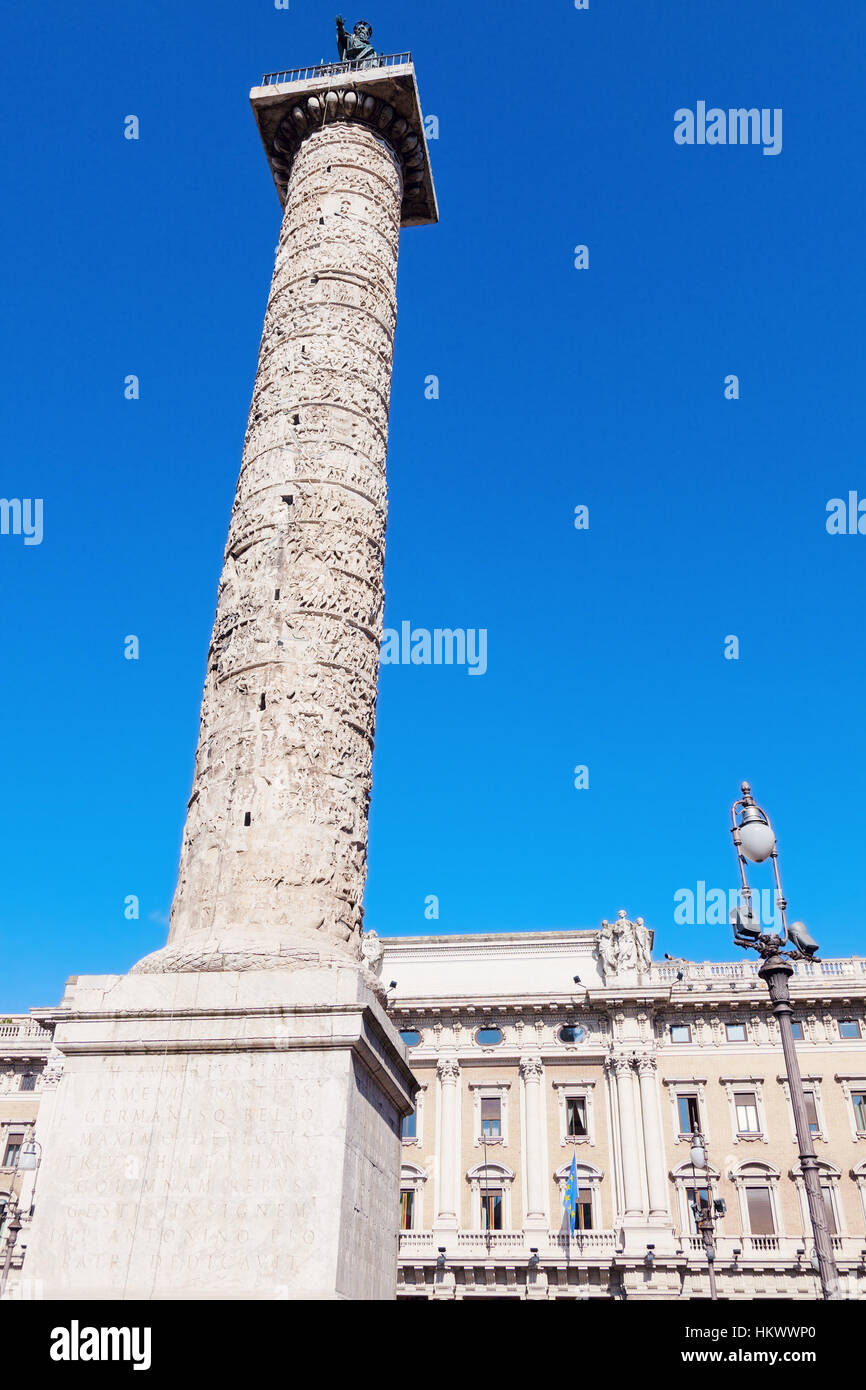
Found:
[335,15,380,68]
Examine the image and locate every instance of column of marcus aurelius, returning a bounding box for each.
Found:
[141,63,437,971]
[23,54,437,1301]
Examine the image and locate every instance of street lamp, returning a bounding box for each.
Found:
[0,1130,43,1299]
[688,1131,720,1300]
[0,1195,22,1299]
[729,781,841,1301]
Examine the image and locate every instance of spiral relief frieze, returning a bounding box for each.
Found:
[134,118,404,972]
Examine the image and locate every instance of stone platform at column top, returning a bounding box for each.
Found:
[250,60,438,227]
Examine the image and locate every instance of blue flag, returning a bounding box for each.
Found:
[563,1151,578,1234]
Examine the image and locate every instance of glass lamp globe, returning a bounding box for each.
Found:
[689,1140,707,1169]
[738,818,776,863]
[17,1142,39,1171]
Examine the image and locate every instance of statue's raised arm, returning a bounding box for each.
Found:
[335,15,349,61]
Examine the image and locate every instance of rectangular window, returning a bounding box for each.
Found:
[670,1024,691,1044]
[19,1073,36,1092]
[686,1185,710,1235]
[400,1189,414,1230]
[677,1094,701,1136]
[576,1186,593,1231]
[566,1096,587,1137]
[852,1092,866,1134]
[734,1092,760,1136]
[804,1089,820,1136]
[480,1191,502,1230]
[746,1185,775,1235]
[726,1023,747,1042]
[840,1019,861,1039]
[2,1134,23,1168]
[480,1096,501,1139]
[401,1110,416,1141]
[821,1184,837,1237]
[791,1021,804,1040]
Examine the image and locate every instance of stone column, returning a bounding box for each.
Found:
[135,76,435,975]
[520,1057,548,1231]
[24,64,434,1303]
[615,1057,644,1217]
[435,1058,460,1230]
[637,1055,669,1217]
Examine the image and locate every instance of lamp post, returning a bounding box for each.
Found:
[729,780,841,1301]
[0,1195,22,1299]
[688,1132,719,1301]
[0,1130,43,1299]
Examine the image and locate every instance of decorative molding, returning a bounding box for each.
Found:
[470,1081,510,1149]
[719,1077,767,1145]
[777,1075,828,1145]
[399,1161,429,1232]
[663,1078,708,1145]
[553,1160,604,1232]
[553,1081,596,1148]
[466,1161,515,1232]
[834,1074,866,1141]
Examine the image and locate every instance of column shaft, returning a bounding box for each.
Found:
[616,1060,645,1217]
[521,1058,547,1229]
[169,121,404,956]
[637,1057,670,1217]
[436,1060,460,1229]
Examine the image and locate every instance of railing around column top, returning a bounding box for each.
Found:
[260,53,413,86]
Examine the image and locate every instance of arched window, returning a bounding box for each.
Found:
[790,1159,844,1237]
[852,1161,866,1231]
[730,1161,782,1238]
[466,1161,515,1231]
[399,1162,428,1232]
[553,1161,604,1232]
[670,1159,722,1236]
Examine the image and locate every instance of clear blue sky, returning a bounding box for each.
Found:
[2,0,865,1010]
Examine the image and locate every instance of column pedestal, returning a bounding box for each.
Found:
[24,967,415,1300]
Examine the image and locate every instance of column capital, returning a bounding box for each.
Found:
[437,1057,460,1082]
[250,63,438,227]
[636,1054,658,1077]
[610,1054,635,1079]
[519,1056,544,1081]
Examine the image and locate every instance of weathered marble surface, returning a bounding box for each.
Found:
[142,121,403,972]
[23,968,415,1300]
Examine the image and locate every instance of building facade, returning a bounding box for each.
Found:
[4,917,866,1300]
[0,1015,54,1293]
[383,921,866,1300]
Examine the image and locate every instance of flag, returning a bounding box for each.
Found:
[563,1151,578,1234]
